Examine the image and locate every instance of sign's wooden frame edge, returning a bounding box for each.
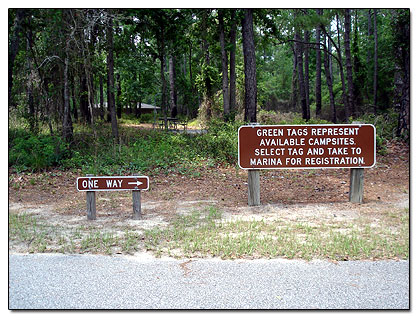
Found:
[76,175,150,192]
[237,123,377,170]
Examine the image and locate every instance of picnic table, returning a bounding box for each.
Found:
[157,117,187,130]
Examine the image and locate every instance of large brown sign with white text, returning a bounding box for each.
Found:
[238,124,376,169]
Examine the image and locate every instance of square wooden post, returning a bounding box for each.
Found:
[132,174,142,219]
[86,174,96,220]
[349,122,365,203]
[132,190,141,219]
[248,169,261,206]
[349,168,364,203]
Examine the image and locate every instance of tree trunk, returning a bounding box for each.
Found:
[344,9,355,117]
[352,10,362,110]
[9,9,25,106]
[26,21,36,132]
[106,70,111,122]
[63,37,73,143]
[80,68,90,123]
[160,55,167,127]
[295,21,308,121]
[72,74,78,121]
[229,9,237,117]
[106,14,119,141]
[116,72,122,119]
[367,10,372,67]
[99,74,104,120]
[188,41,195,118]
[201,9,212,121]
[289,43,298,110]
[159,43,168,130]
[136,72,142,118]
[393,9,409,140]
[79,19,95,126]
[242,9,257,123]
[315,9,322,118]
[323,32,336,123]
[366,9,373,102]
[336,14,349,122]
[373,9,378,114]
[218,10,230,120]
[328,24,333,85]
[169,54,177,118]
[304,29,310,120]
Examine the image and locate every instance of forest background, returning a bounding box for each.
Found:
[8,8,409,175]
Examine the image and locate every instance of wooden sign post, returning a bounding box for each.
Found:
[349,121,365,203]
[238,124,376,205]
[248,169,260,206]
[132,174,142,220]
[77,175,149,220]
[349,168,364,203]
[86,174,96,220]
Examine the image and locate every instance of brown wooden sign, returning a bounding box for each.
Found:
[76,176,149,191]
[238,124,376,169]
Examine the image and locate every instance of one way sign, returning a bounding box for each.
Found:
[76,176,149,191]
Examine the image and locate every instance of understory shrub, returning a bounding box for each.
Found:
[9,130,69,171]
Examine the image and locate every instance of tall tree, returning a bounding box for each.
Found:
[322,14,349,121]
[323,29,336,123]
[290,43,298,110]
[80,65,90,123]
[62,9,74,143]
[392,9,409,139]
[106,12,119,141]
[304,28,310,120]
[218,10,230,120]
[9,9,25,106]
[99,74,104,120]
[169,54,177,118]
[200,9,213,121]
[344,9,355,116]
[116,72,122,118]
[229,9,237,117]
[242,9,257,123]
[315,9,322,118]
[373,9,378,113]
[72,74,78,121]
[336,13,349,121]
[26,15,36,132]
[294,12,308,121]
[352,10,362,109]
[159,27,168,128]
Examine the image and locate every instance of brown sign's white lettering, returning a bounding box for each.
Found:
[238,124,376,169]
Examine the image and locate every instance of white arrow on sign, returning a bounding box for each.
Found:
[128,180,143,186]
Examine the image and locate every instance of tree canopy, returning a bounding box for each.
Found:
[9,8,410,142]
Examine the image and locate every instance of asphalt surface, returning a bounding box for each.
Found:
[9,253,409,309]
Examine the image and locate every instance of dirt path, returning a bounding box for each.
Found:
[9,140,409,255]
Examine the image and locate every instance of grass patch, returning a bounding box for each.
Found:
[9,206,409,261]
[9,212,143,255]
[143,207,409,261]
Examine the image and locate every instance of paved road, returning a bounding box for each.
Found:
[9,253,409,309]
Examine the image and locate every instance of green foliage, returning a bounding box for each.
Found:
[9,129,69,171]
[257,110,330,125]
[10,119,239,176]
[195,62,219,95]
[350,112,400,154]
[195,119,242,164]
[138,113,155,123]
